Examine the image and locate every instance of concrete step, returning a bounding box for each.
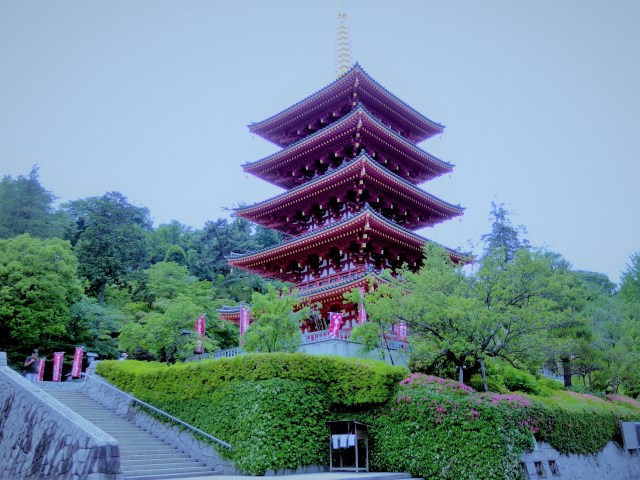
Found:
[126,471,221,480]
[122,458,202,468]
[125,465,215,477]
[43,388,221,478]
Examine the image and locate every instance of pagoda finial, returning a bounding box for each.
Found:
[335,0,353,78]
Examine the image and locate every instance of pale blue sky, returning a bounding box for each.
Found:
[1,1,638,283]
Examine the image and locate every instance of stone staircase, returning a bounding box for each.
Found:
[42,385,220,479]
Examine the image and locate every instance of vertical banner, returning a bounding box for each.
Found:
[357,286,367,325]
[52,352,64,382]
[37,359,45,382]
[329,312,343,338]
[194,314,206,354]
[397,321,408,342]
[239,306,250,337]
[71,346,83,378]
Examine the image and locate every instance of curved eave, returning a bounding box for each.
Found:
[227,207,466,269]
[299,273,373,304]
[236,153,464,231]
[249,64,444,145]
[243,105,452,186]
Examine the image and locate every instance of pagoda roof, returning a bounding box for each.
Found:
[298,271,372,306]
[227,206,465,278]
[236,152,463,233]
[243,105,453,188]
[249,64,444,146]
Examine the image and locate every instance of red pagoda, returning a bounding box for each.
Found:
[225,64,464,334]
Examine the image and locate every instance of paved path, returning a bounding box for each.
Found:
[183,474,414,480]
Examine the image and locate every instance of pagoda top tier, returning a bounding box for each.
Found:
[243,105,452,189]
[248,64,444,147]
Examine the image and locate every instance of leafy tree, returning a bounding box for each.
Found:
[0,166,69,239]
[69,296,126,358]
[146,220,194,265]
[243,285,306,353]
[0,234,82,363]
[354,243,577,385]
[67,192,152,304]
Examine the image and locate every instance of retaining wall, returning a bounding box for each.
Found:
[0,352,122,480]
[521,440,640,480]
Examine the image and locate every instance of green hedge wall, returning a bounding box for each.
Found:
[96,353,406,475]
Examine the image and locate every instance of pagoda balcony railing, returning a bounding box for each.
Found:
[187,329,409,362]
[301,329,352,343]
[298,270,366,293]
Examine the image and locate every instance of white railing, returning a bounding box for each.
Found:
[301,329,352,343]
[187,329,409,362]
[190,347,243,361]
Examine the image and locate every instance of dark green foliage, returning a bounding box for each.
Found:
[206,379,328,474]
[0,167,69,239]
[0,234,83,363]
[66,192,152,304]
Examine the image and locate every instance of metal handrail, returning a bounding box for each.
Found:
[83,373,231,449]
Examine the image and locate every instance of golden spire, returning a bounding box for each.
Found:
[335,0,353,78]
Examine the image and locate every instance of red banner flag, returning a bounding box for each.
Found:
[329,312,343,338]
[37,359,45,382]
[357,286,367,325]
[239,306,250,337]
[397,322,408,342]
[194,314,206,354]
[71,347,83,378]
[52,352,64,382]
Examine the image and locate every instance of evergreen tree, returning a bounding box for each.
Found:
[0,166,69,239]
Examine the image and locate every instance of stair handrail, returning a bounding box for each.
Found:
[83,372,232,449]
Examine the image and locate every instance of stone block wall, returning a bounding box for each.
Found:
[521,440,640,480]
[0,361,122,480]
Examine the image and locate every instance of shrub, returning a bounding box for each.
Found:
[205,379,328,475]
[97,353,406,408]
[363,374,534,479]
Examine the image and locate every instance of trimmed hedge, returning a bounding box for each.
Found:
[97,352,406,407]
[96,353,406,475]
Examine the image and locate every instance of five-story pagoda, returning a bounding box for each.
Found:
[225,64,465,335]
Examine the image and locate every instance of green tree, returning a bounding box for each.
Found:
[354,244,575,385]
[0,166,69,239]
[69,296,126,358]
[67,192,152,304]
[243,285,306,353]
[0,234,82,363]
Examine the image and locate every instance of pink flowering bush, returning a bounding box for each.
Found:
[606,394,640,408]
[366,374,536,479]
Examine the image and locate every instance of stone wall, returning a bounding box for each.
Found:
[521,440,640,480]
[80,373,238,475]
[0,355,122,480]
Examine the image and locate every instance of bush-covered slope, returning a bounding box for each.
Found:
[96,357,640,478]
